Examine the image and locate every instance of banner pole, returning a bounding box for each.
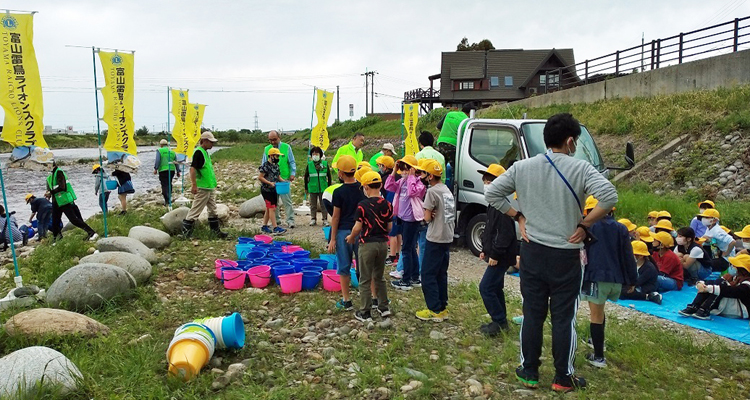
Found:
[92,47,108,238]
[0,168,20,282]
[400,104,404,158]
[308,87,316,158]
[166,86,172,208]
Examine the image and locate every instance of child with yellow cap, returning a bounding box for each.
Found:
[690,200,716,237]
[680,254,750,320]
[619,241,662,305]
[25,193,52,240]
[652,231,684,292]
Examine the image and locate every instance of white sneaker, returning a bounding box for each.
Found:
[87,233,99,242]
[323,221,330,227]
[389,270,402,279]
[309,220,316,226]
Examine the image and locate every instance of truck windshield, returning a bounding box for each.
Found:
[521,123,605,171]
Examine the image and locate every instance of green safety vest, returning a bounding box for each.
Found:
[194,146,217,189]
[332,141,363,173]
[369,151,383,169]
[264,142,292,180]
[157,147,177,172]
[307,160,329,194]
[437,111,468,147]
[46,168,77,206]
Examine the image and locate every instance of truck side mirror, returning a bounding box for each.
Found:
[625,142,635,167]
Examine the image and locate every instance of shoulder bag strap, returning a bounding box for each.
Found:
[545,153,582,213]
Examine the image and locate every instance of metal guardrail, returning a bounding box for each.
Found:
[549,16,750,92]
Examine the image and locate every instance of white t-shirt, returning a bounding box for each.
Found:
[675,245,704,259]
[703,224,735,258]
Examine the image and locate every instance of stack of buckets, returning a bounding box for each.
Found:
[167,312,245,381]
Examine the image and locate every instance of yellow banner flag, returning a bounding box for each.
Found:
[99,51,136,155]
[171,89,190,156]
[403,103,419,156]
[310,89,334,151]
[0,14,47,148]
[185,103,205,156]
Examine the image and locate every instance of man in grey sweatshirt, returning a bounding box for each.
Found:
[485,113,617,393]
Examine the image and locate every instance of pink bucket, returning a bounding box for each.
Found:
[321,270,341,292]
[215,259,238,280]
[278,272,303,294]
[247,265,272,288]
[254,234,273,244]
[221,268,247,290]
[282,245,304,253]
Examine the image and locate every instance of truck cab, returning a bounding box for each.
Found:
[453,118,632,256]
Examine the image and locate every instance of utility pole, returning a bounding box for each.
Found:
[641,32,645,72]
[362,69,368,116]
[336,85,340,123]
[361,70,377,116]
[254,111,259,131]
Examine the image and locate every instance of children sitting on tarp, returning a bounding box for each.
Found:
[674,227,712,285]
[620,241,662,304]
[679,254,750,320]
[736,225,750,255]
[698,208,736,272]
[652,231,684,292]
[691,200,715,238]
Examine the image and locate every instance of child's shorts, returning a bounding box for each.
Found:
[262,190,278,209]
[389,216,403,237]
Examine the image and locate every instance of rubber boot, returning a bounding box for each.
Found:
[208,217,228,239]
[181,219,195,238]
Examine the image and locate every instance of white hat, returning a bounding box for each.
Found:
[382,143,395,152]
[200,131,218,142]
[159,139,168,145]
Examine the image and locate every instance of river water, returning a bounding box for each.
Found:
[0,146,219,223]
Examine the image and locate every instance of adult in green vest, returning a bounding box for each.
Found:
[436,102,477,175]
[263,130,297,228]
[46,163,98,241]
[368,143,396,169]
[304,146,332,226]
[332,132,365,175]
[153,139,180,207]
[183,131,227,238]
[415,131,446,181]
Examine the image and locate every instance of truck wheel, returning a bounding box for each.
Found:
[466,213,486,257]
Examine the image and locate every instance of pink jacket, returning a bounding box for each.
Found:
[385,174,426,221]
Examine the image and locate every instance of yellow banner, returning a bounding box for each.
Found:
[403,103,419,156]
[99,51,136,155]
[171,89,190,156]
[185,103,205,156]
[310,89,334,151]
[0,14,47,148]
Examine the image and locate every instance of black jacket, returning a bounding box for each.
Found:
[481,205,518,267]
[635,260,659,294]
[584,216,639,286]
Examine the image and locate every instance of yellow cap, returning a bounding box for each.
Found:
[636,226,655,243]
[397,155,418,169]
[721,225,731,234]
[631,240,651,256]
[357,161,371,170]
[654,219,674,232]
[376,155,395,170]
[268,148,283,156]
[25,193,34,203]
[335,155,357,173]
[92,163,101,171]
[728,254,750,272]
[415,158,429,172]
[359,170,382,186]
[477,164,506,178]
[698,200,716,209]
[618,218,637,232]
[648,211,659,219]
[657,211,672,220]
[653,231,674,248]
[584,195,598,211]
[696,237,708,245]
[421,159,443,177]
[735,225,750,239]
[354,166,372,183]
[697,208,720,219]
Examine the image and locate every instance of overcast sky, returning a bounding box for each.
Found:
[3,0,750,134]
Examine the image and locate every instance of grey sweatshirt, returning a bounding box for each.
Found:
[485,152,618,250]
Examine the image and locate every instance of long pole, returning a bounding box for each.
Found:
[363,69,368,117]
[0,169,20,285]
[336,85,340,123]
[92,47,108,238]
[371,72,375,115]
[166,87,172,208]
[400,104,404,158]
[309,87,316,157]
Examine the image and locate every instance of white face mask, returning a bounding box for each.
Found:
[699,208,707,214]
[567,138,577,156]
[312,155,321,162]
[483,183,491,193]
[701,218,713,227]
[743,240,750,247]
[676,237,686,246]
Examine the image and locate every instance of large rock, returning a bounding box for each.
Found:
[79,251,152,284]
[0,346,82,398]
[46,263,137,311]
[128,226,171,249]
[96,236,156,263]
[161,207,190,234]
[4,308,110,337]
[239,195,266,218]
[199,203,230,224]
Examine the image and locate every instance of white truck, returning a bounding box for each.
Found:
[452,117,634,255]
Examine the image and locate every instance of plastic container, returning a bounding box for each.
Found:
[294,260,313,273]
[247,265,272,288]
[274,241,292,247]
[301,265,324,274]
[282,245,304,253]
[215,259,238,280]
[193,312,245,349]
[273,266,296,285]
[278,272,303,294]
[238,237,258,244]
[168,323,216,381]
[292,250,311,259]
[275,181,290,195]
[319,254,337,270]
[302,271,321,290]
[235,243,257,259]
[309,259,330,270]
[321,270,341,292]
[105,179,119,190]
[350,267,359,288]
[254,234,274,244]
[271,253,295,261]
[322,226,331,241]
[243,251,266,262]
[221,268,246,290]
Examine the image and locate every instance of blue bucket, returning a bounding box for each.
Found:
[302,271,321,290]
[276,181,290,195]
[292,250,311,259]
[310,258,330,270]
[302,266,323,274]
[319,254,337,270]
[294,260,313,273]
[274,241,292,247]
[221,312,246,349]
[322,226,331,241]
[244,251,266,262]
[350,267,359,288]
[236,243,257,260]
[238,237,258,244]
[272,253,295,261]
[274,266,296,285]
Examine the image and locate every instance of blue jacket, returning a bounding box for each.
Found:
[584,215,638,285]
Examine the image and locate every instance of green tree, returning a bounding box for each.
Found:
[457,37,495,51]
[135,125,149,136]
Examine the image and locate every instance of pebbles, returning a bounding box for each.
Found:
[429,330,447,340]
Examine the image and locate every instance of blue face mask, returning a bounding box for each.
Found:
[728,266,738,276]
